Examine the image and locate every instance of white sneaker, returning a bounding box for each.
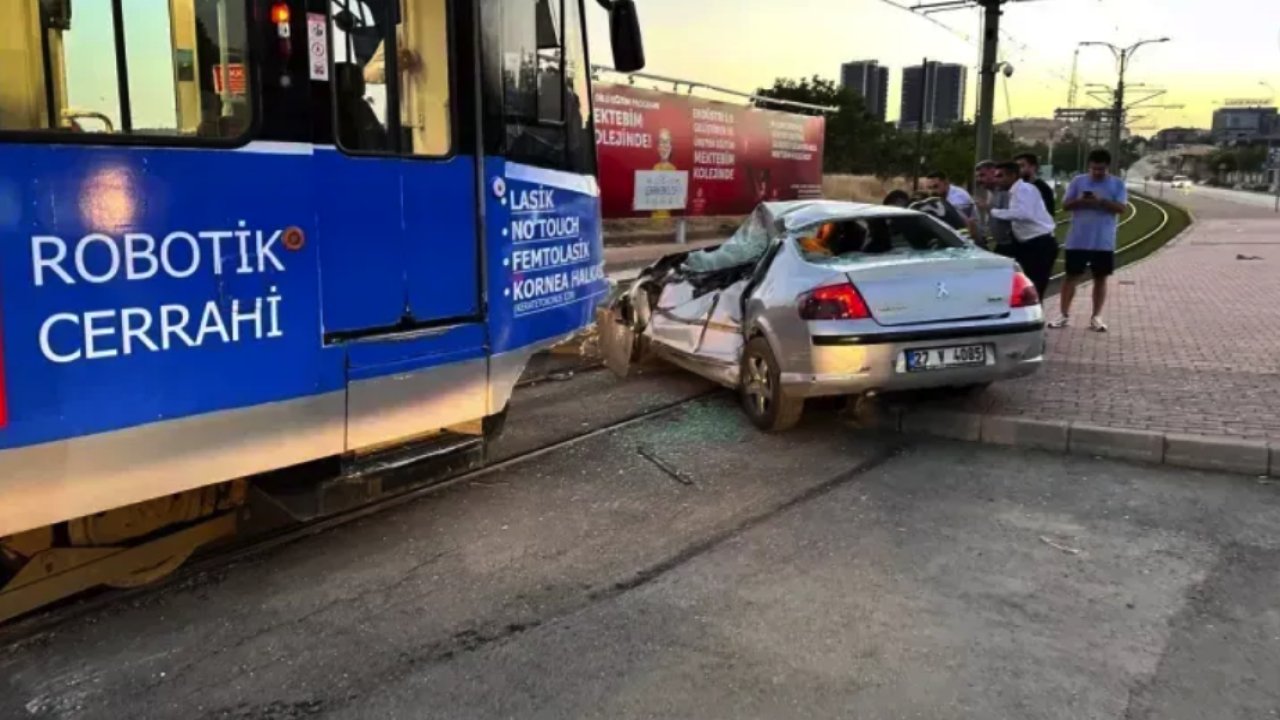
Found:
[1089,316,1108,333]
[1047,315,1070,329]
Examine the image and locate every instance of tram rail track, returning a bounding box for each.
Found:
[0,382,716,643]
[5,195,1183,641]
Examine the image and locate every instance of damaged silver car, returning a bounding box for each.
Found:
[599,201,1047,431]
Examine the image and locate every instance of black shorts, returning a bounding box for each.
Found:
[1064,249,1115,277]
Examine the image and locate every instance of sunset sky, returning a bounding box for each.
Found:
[587,0,1280,132]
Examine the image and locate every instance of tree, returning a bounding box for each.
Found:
[1237,145,1268,173]
[1207,145,1267,180]
[1208,148,1239,175]
[754,75,842,110]
[756,74,1086,189]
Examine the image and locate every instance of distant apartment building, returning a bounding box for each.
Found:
[1211,106,1278,145]
[899,61,967,131]
[839,60,890,122]
[1152,127,1210,150]
[994,118,1072,145]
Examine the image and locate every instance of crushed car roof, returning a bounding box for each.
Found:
[763,200,922,233]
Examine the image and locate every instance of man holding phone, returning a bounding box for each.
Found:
[1052,149,1128,332]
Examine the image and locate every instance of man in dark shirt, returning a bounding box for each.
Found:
[912,183,969,234]
[1015,153,1056,215]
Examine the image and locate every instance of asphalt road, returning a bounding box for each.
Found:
[4,361,1279,720]
[1128,179,1280,220]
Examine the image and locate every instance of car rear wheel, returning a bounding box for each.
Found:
[740,337,804,432]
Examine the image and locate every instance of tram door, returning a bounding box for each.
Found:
[317,0,479,336]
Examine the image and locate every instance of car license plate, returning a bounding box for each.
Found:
[905,344,987,372]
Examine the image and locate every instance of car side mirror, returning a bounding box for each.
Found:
[607,0,646,72]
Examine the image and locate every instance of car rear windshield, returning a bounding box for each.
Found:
[795,215,966,260]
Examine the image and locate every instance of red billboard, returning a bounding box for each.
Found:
[593,83,826,218]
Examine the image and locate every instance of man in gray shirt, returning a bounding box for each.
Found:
[973,160,1014,255]
[989,186,1015,257]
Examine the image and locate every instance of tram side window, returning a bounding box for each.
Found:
[0,0,251,139]
[497,0,593,174]
[330,0,452,156]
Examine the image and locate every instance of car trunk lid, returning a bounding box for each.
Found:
[839,251,1015,326]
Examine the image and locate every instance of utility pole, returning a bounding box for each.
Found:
[905,1,1043,173]
[1112,63,1124,168]
[1080,38,1170,175]
[974,0,1002,167]
[1066,48,1080,108]
[913,57,929,191]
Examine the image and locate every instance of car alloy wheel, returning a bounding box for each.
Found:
[743,354,772,417]
[740,337,804,432]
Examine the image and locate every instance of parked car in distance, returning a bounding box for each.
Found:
[599,201,1047,431]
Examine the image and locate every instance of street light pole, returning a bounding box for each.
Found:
[1112,50,1125,171]
[1080,37,1170,175]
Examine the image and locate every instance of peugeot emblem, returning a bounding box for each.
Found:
[936,282,950,299]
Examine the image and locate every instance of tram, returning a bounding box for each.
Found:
[0,0,645,621]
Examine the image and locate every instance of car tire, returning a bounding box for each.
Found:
[740,336,804,432]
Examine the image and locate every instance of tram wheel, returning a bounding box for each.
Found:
[0,482,246,624]
[0,513,237,624]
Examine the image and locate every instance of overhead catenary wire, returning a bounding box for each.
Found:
[871,0,974,43]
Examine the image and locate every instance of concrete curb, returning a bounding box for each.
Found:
[887,408,1277,478]
[876,198,1230,475]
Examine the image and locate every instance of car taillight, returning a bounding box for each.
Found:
[1011,272,1039,308]
[798,283,871,320]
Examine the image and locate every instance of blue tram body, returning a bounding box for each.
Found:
[0,0,633,540]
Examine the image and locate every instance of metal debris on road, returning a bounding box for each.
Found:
[1039,536,1083,555]
[636,445,694,486]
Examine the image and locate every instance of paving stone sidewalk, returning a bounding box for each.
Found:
[901,212,1280,475]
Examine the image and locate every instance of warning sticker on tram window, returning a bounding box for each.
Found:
[307,13,329,81]
[212,64,248,96]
